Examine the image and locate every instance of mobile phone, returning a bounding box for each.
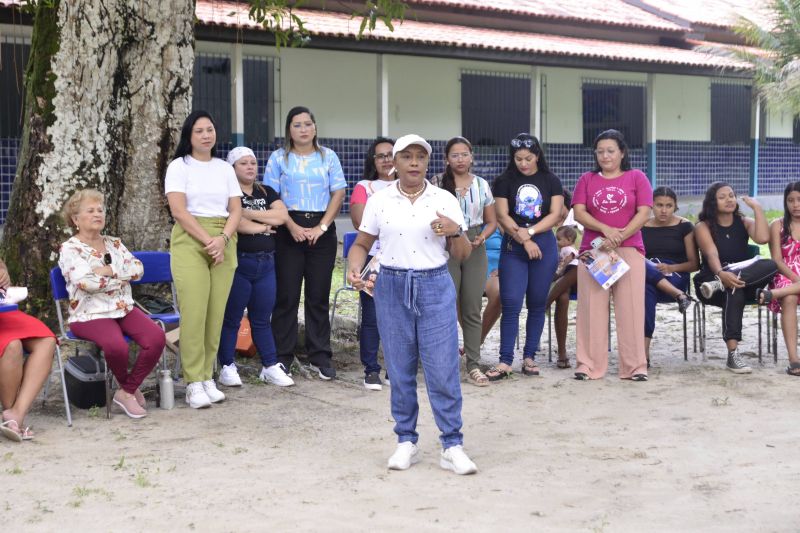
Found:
[590,237,604,249]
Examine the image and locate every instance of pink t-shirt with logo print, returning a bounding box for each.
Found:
[572,169,653,255]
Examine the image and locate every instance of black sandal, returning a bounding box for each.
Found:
[486,366,512,381]
[574,372,589,381]
[522,358,540,376]
[787,362,800,377]
[756,288,773,305]
[556,358,571,369]
[631,374,649,382]
[676,293,693,314]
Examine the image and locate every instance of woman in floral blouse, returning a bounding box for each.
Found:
[58,189,165,419]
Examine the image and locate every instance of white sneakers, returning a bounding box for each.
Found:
[440,445,478,475]
[185,382,211,409]
[202,380,226,403]
[387,442,478,475]
[259,363,295,387]
[219,364,242,387]
[184,380,225,409]
[387,442,419,470]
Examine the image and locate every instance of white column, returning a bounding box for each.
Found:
[531,66,542,139]
[231,42,244,145]
[377,54,389,136]
[646,73,657,185]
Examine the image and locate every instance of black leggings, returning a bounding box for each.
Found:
[694,259,778,341]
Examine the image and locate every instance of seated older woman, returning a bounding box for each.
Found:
[58,189,166,419]
[0,259,56,442]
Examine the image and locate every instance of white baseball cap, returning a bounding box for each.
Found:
[392,134,432,157]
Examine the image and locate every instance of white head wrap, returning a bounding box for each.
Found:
[227,146,257,166]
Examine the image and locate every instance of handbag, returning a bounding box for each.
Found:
[235,316,257,357]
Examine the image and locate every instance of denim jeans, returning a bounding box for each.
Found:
[374,264,463,448]
[218,251,278,368]
[644,258,690,338]
[498,231,558,365]
[359,255,382,375]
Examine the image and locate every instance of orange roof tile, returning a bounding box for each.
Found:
[404,0,685,32]
[196,1,751,70]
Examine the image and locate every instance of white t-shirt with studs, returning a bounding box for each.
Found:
[359,180,467,270]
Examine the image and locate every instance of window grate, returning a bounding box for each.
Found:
[193,53,232,144]
[582,78,646,148]
[461,70,531,146]
[710,80,751,145]
[0,37,30,138]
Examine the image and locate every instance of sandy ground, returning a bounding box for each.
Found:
[2,298,799,533]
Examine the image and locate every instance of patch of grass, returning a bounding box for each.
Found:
[87,405,101,418]
[6,464,22,475]
[134,470,152,488]
[711,396,731,406]
[112,455,125,471]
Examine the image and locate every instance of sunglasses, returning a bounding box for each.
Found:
[104,253,112,265]
[510,138,537,149]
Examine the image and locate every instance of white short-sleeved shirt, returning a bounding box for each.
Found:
[164,156,242,217]
[359,181,467,270]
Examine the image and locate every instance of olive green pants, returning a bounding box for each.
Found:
[170,218,237,383]
[447,226,488,372]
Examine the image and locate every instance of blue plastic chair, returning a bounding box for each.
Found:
[130,251,180,328]
[49,266,116,421]
[330,232,362,329]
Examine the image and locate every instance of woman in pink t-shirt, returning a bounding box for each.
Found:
[572,129,653,381]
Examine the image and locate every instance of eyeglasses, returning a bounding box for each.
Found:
[511,138,537,149]
[104,253,112,266]
[448,152,472,160]
[374,153,393,161]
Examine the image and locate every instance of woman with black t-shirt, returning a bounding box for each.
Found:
[693,181,777,374]
[217,147,294,388]
[488,133,564,380]
[641,186,698,365]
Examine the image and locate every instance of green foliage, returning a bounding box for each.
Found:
[246,0,406,48]
[735,0,800,113]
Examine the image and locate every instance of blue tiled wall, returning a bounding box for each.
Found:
[3,136,800,224]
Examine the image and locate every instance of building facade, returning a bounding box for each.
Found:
[1,0,796,222]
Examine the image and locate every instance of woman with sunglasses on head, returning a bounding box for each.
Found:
[58,189,166,419]
[489,133,564,380]
[166,110,242,409]
[431,137,497,387]
[264,106,347,380]
[347,134,477,475]
[572,129,652,381]
[349,137,395,390]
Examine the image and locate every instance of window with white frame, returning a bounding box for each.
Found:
[461,70,531,146]
[242,56,274,144]
[582,79,645,148]
[0,37,30,138]
[710,81,751,145]
[192,53,231,144]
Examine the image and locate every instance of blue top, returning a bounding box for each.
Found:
[485,228,502,276]
[262,147,347,211]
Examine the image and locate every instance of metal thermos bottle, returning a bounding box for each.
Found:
[159,369,175,410]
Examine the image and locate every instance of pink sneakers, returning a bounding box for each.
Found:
[113,390,147,419]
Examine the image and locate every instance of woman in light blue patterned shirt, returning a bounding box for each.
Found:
[263,106,347,379]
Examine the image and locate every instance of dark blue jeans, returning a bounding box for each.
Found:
[359,256,382,375]
[374,264,463,449]
[498,231,558,365]
[218,251,278,368]
[644,258,690,338]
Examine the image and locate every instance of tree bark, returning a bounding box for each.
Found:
[1,0,195,321]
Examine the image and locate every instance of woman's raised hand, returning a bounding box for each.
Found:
[740,195,761,211]
[431,211,460,237]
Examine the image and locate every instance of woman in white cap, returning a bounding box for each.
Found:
[347,134,478,475]
[216,147,293,388]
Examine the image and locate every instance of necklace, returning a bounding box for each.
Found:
[398,181,426,199]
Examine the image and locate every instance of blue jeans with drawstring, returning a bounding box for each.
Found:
[373,264,464,449]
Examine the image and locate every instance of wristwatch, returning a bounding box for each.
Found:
[320,223,329,233]
[452,226,464,237]
[527,227,536,236]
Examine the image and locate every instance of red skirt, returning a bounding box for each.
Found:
[0,310,56,356]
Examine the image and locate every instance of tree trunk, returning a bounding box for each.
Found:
[1,0,195,321]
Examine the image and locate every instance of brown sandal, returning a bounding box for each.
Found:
[486,365,512,381]
[556,358,571,369]
[522,358,540,376]
[467,368,490,387]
